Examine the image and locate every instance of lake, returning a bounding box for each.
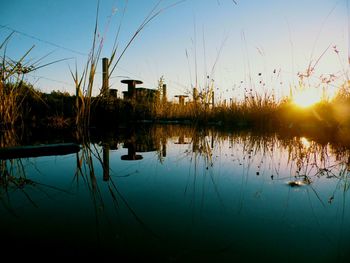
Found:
[1,125,349,262]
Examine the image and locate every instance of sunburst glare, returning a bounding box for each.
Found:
[293,88,322,108]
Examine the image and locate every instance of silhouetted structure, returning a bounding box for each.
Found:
[121,79,159,103]
[193,87,198,103]
[175,95,189,106]
[109,88,118,98]
[212,91,215,107]
[162,84,167,103]
[101,58,109,96]
[121,79,143,100]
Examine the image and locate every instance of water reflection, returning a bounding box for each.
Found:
[0,125,350,261]
[102,143,110,181]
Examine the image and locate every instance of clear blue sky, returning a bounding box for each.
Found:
[1,0,348,101]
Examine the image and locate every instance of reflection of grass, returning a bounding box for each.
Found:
[0,159,31,215]
[0,159,70,216]
[225,130,350,206]
[171,125,350,213]
[1,124,350,259]
[73,141,160,246]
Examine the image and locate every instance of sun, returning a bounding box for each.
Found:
[293,88,322,108]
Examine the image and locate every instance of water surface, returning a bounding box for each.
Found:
[1,125,349,262]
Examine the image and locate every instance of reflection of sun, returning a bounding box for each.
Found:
[300,137,310,148]
[293,88,322,108]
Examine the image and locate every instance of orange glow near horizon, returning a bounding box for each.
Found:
[292,88,323,108]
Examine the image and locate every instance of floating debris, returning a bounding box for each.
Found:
[287,180,305,187]
[328,196,334,203]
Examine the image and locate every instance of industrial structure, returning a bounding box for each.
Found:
[121,79,159,104]
[100,57,215,107]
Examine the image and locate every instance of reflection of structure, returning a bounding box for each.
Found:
[121,79,159,103]
[174,95,189,106]
[102,142,119,181]
[174,134,189,144]
[121,130,159,161]
[102,144,110,181]
[121,142,143,161]
[192,134,199,152]
[99,127,165,163]
[161,137,167,157]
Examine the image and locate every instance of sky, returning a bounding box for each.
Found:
[0,0,348,102]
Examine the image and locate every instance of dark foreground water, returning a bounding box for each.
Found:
[1,125,350,262]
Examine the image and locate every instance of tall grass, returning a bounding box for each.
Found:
[1,1,348,133]
[1,32,71,139]
[150,40,349,129]
[0,34,43,148]
[72,0,185,136]
[0,33,34,129]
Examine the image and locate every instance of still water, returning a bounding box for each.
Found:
[1,125,350,262]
